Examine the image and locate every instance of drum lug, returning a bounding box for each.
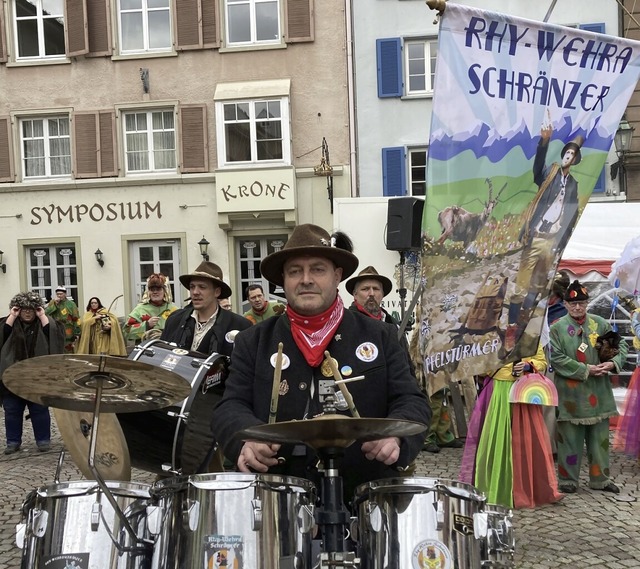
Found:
[30,508,49,538]
[15,523,25,549]
[251,498,262,531]
[297,504,315,534]
[435,499,444,531]
[183,500,200,532]
[166,410,187,420]
[146,505,163,536]
[348,516,359,543]
[91,502,101,531]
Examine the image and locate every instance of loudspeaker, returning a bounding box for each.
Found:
[386,197,425,251]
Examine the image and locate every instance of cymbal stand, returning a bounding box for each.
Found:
[87,371,153,554]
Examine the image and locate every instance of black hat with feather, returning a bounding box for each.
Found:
[260,224,358,286]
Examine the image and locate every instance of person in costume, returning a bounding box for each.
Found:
[123,273,177,343]
[550,280,627,494]
[161,261,251,358]
[459,342,562,508]
[76,297,126,356]
[503,125,581,354]
[243,283,285,324]
[211,224,429,501]
[1,292,65,454]
[614,305,640,461]
[45,285,80,353]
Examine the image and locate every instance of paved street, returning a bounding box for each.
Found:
[1,412,639,568]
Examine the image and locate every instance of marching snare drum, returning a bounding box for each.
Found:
[353,477,486,569]
[477,503,515,568]
[149,473,317,569]
[19,481,152,569]
[119,339,229,475]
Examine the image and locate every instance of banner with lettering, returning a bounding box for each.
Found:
[419,3,640,381]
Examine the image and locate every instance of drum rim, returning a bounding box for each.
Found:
[37,480,151,498]
[151,472,317,493]
[354,476,485,502]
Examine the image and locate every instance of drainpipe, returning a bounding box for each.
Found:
[345,0,358,197]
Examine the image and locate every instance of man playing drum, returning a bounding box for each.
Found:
[161,261,251,359]
[211,224,430,500]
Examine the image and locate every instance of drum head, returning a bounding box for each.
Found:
[54,409,131,481]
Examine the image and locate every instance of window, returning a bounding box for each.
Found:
[226,0,280,46]
[408,149,427,196]
[377,36,437,98]
[129,239,180,306]
[28,244,78,302]
[217,98,290,166]
[14,0,65,59]
[405,40,437,95]
[21,116,71,178]
[118,0,171,54]
[236,235,287,313]
[123,109,177,173]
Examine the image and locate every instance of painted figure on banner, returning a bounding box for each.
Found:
[501,124,582,356]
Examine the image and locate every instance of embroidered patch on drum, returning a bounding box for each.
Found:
[160,354,180,370]
[270,352,290,370]
[453,513,474,535]
[279,379,289,396]
[411,539,453,569]
[204,535,243,569]
[412,539,452,569]
[171,348,189,355]
[355,342,378,362]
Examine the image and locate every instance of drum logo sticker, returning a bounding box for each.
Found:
[160,354,181,370]
[172,348,189,355]
[355,342,378,362]
[453,513,474,536]
[42,552,90,568]
[204,535,243,568]
[412,539,452,569]
[203,369,225,394]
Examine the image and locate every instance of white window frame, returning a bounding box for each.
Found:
[404,38,437,96]
[408,147,427,196]
[12,0,66,60]
[20,115,72,179]
[27,243,79,303]
[122,108,178,174]
[225,0,281,47]
[215,96,290,168]
[128,239,181,307]
[117,0,172,55]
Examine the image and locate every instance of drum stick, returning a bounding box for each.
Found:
[269,342,284,424]
[324,350,360,418]
[334,375,365,385]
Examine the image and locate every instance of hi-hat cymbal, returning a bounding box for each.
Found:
[240,415,427,449]
[3,354,191,413]
[54,409,131,481]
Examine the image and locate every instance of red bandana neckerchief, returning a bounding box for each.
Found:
[287,295,344,367]
[354,301,383,321]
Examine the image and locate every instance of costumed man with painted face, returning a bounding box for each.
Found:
[550,280,627,494]
[1,292,65,454]
[124,273,178,343]
[45,285,80,353]
[211,224,429,502]
[503,126,582,354]
[161,261,251,359]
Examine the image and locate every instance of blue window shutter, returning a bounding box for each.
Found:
[377,38,402,98]
[382,147,406,196]
[580,23,605,34]
[592,166,605,194]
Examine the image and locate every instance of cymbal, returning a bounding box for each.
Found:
[2,354,191,413]
[54,409,131,481]
[240,415,427,449]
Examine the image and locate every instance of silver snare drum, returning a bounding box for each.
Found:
[149,473,316,569]
[353,477,486,569]
[477,503,515,568]
[20,481,152,569]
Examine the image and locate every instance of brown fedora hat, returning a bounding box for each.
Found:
[179,261,233,299]
[345,265,393,297]
[260,224,359,286]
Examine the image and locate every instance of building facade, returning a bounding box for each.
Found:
[0,0,351,315]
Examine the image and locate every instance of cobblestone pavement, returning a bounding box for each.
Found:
[1,411,639,568]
